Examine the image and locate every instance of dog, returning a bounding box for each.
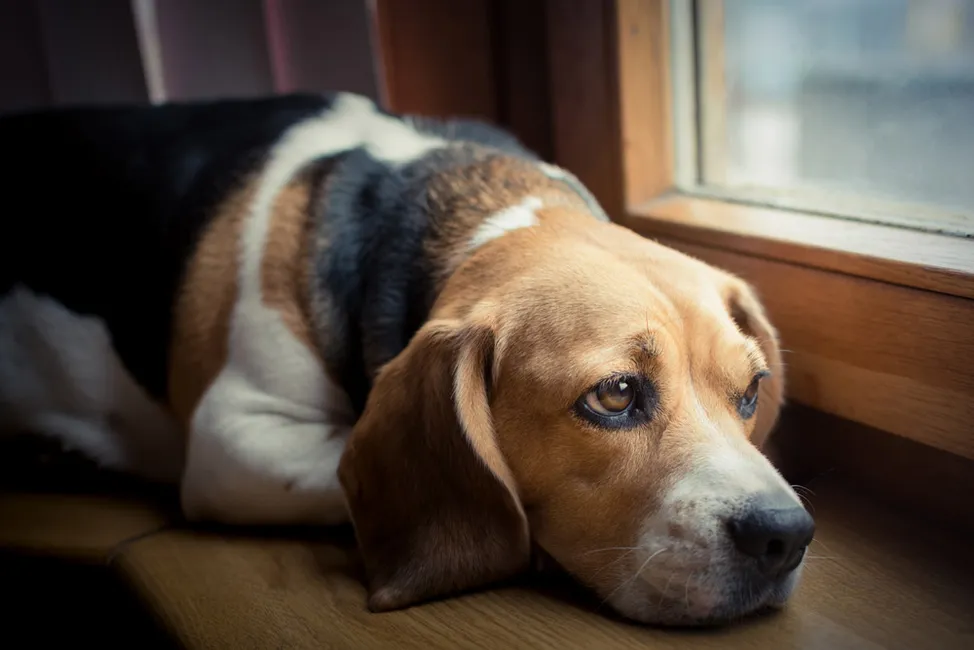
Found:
[0,91,813,626]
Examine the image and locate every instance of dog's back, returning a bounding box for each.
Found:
[0,92,550,483]
[0,94,336,479]
[0,91,605,513]
[0,94,334,397]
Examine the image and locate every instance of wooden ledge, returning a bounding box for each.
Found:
[0,493,174,561]
[110,478,973,649]
[623,196,974,459]
[626,196,974,300]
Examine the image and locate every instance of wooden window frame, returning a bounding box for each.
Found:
[546,0,974,462]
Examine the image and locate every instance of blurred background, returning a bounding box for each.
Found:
[711,0,974,218]
[0,0,554,163]
[3,0,972,228]
[0,0,380,111]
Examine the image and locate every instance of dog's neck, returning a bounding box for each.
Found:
[303,142,606,416]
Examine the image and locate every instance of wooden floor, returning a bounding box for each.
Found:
[3,476,972,649]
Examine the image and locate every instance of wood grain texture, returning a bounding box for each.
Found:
[630,197,974,300]
[546,0,625,217]
[547,0,676,216]
[0,493,172,561]
[616,0,673,205]
[372,0,497,120]
[644,236,974,459]
[113,482,974,649]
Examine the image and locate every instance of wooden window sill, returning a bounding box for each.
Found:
[3,476,969,649]
[621,195,974,462]
[625,195,974,300]
[114,478,971,649]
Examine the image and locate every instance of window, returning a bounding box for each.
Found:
[679,0,974,237]
[547,0,974,494]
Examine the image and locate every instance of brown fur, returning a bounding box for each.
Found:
[168,171,321,428]
[168,179,253,427]
[259,173,317,353]
[424,155,590,286]
[339,208,786,612]
[339,316,530,611]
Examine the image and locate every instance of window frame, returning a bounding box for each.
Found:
[678,0,974,239]
[545,0,974,460]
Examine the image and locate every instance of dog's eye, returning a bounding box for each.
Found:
[738,372,768,419]
[584,377,635,416]
[575,374,654,430]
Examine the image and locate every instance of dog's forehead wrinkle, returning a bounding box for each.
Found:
[673,311,760,392]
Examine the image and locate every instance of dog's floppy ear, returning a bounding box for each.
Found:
[337,316,529,612]
[724,279,785,448]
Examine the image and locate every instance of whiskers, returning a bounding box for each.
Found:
[785,488,843,568]
[576,545,643,582]
[809,536,833,554]
[598,547,670,609]
[791,484,816,511]
[578,545,642,557]
[801,537,842,566]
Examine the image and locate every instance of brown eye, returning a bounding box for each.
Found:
[739,372,768,419]
[575,374,655,430]
[585,377,635,416]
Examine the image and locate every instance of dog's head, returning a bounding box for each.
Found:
[338,206,810,626]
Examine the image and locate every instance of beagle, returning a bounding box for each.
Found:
[0,92,812,626]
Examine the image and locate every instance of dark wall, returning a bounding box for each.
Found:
[0,0,379,114]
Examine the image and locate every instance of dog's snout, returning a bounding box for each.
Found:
[727,499,815,579]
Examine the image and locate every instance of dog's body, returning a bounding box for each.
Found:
[0,92,597,519]
[0,92,812,626]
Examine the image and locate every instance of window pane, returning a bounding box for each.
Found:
[700,0,974,229]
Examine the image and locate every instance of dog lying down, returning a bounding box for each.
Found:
[0,92,813,626]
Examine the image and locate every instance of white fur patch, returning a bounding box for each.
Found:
[604,387,804,623]
[0,286,183,482]
[538,162,610,222]
[686,390,798,500]
[538,162,570,182]
[468,196,543,251]
[180,92,447,526]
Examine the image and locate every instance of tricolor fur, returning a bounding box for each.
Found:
[0,92,606,523]
[0,91,811,627]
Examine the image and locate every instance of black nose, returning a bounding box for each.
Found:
[727,502,815,578]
